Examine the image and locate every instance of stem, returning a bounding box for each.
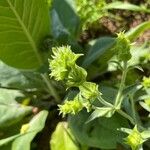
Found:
[130,95,137,123]
[98,96,113,107]
[114,61,128,109]
[116,109,135,125]
[41,74,61,103]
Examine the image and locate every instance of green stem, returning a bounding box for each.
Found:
[114,61,128,109]
[98,96,113,107]
[98,96,136,125]
[41,74,61,103]
[116,109,135,125]
[116,109,145,130]
[130,95,137,123]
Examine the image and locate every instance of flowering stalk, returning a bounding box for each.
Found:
[114,61,128,109]
[49,46,102,116]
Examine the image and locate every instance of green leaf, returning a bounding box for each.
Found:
[141,130,150,139]
[0,61,46,91]
[126,21,150,41]
[12,110,48,150]
[50,122,79,150]
[123,84,142,96]
[0,0,50,69]
[139,101,150,112]
[51,0,80,40]
[0,111,48,149]
[0,135,20,146]
[100,85,117,103]
[69,86,129,149]
[86,107,115,123]
[69,111,129,149]
[82,37,115,67]
[0,89,32,128]
[128,44,150,66]
[105,1,149,12]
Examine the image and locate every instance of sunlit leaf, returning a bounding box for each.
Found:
[0,0,50,69]
[0,89,32,128]
[50,122,79,150]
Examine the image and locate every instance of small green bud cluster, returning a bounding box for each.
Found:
[125,126,145,150]
[49,46,82,81]
[115,32,132,61]
[142,76,150,89]
[121,125,150,150]
[79,82,100,101]
[140,76,150,113]
[49,46,101,116]
[144,98,150,107]
[76,0,106,29]
[58,95,83,117]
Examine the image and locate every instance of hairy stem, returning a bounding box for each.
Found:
[41,74,60,103]
[130,95,137,123]
[116,109,135,125]
[98,96,113,107]
[114,61,128,108]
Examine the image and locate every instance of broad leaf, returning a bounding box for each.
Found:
[0,61,46,91]
[123,84,142,96]
[0,135,20,146]
[141,130,150,139]
[105,1,150,12]
[86,107,115,123]
[0,111,48,150]
[128,44,150,66]
[50,122,79,150]
[69,111,129,149]
[140,101,150,112]
[51,0,80,41]
[69,86,129,149]
[12,110,48,150]
[126,21,150,41]
[82,37,115,67]
[0,0,50,69]
[0,89,32,128]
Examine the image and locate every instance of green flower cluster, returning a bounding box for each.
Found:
[121,125,150,150]
[79,82,100,101]
[115,32,132,61]
[58,95,83,117]
[49,46,101,116]
[49,46,83,81]
[142,76,150,88]
[124,126,144,150]
[76,0,106,29]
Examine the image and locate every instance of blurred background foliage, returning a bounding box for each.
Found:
[0,0,149,150]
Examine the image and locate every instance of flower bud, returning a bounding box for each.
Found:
[142,76,150,88]
[20,123,30,134]
[124,125,144,150]
[79,82,101,101]
[66,65,87,87]
[116,32,131,61]
[58,95,83,117]
[49,46,82,81]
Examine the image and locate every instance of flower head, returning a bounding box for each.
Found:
[58,95,83,117]
[142,76,150,89]
[122,125,145,150]
[20,123,30,134]
[66,65,87,87]
[116,32,131,61]
[79,82,101,101]
[49,46,82,81]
